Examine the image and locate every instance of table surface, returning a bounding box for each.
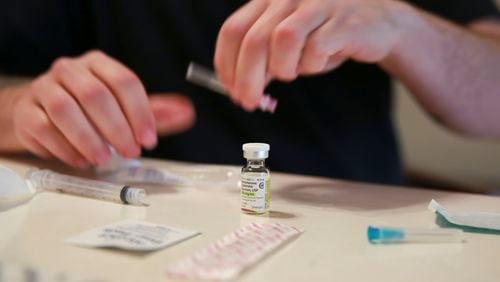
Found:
[1,155,500,282]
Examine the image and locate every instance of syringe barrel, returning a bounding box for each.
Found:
[27,169,145,205]
[368,226,464,244]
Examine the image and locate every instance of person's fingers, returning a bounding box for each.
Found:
[33,76,111,165]
[51,57,140,158]
[269,2,329,81]
[20,135,54,160]
[12,94,55,160]
[234,0,296,111]
[22,105,90,168]
[214,0,269,99]
[83,50,157,150]
[149,94,195,136]
[323,55,347,73]
[298,18,349,75]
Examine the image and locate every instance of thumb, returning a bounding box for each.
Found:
[149,94,196,136]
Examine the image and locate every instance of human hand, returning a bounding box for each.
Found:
[214,0,405,111]
[11,51,195,168]
[149,94,195,137]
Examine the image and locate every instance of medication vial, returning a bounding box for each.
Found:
[241,143,270,214]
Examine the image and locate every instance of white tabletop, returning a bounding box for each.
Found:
[1,156,500,282]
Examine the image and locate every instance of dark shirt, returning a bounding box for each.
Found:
[0,1,498,185]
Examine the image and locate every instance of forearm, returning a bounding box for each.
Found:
[382,1,500,138]
[0,83,29,152]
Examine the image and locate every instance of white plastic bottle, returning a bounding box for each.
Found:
[241,143,271,214]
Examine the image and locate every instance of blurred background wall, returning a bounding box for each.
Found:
[395,83,500,193]
[395,2,500,194]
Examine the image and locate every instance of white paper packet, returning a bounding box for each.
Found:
[65,219,200,251]
[166,222,304,281]
[429,199,500,231]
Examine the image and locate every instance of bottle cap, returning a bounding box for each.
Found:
[242,143,270,159]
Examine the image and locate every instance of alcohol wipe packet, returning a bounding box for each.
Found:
[429,199,500,231]
[65,219,200,252]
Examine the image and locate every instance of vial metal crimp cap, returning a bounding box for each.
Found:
[242,143,270,159]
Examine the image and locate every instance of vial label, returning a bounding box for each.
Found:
[241,172,270,214]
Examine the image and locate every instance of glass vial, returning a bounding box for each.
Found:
[241,143,271,215]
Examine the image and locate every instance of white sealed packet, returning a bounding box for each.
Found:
[65,219,200,251]
[429,199,500,231]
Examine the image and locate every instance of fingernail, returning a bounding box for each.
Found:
[141,128,157,149]
[75,159,90,170]
[125,145,141,158]
[94,148,111,165]
[242,98,258,112]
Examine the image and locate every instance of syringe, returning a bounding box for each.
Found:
[186,62,278,113]
[27,169,146,206]
[367,226,464,244]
